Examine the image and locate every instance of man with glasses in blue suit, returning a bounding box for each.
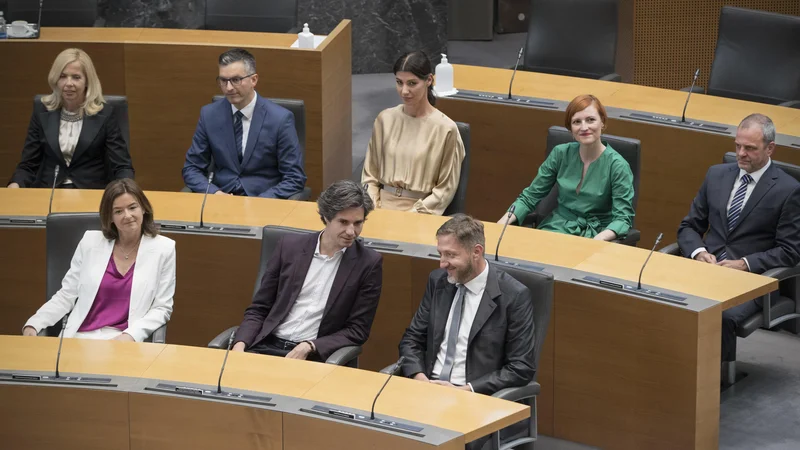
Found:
[182,48,307,198]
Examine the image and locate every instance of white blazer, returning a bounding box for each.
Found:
[25,230,176,342]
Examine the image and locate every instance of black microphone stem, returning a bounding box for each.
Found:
[507,47,524,100]
[48,165,60,215]
[217,330,236,394]
[681,69,700,123]
[495,205,516,262]
[199,172,214,228]
[638,232,663,290]
[371,356,405,420]
[54,313,69,379]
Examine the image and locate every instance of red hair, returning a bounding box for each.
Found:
[564,94,607,129]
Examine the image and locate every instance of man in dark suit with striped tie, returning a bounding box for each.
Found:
[677,113,800,363]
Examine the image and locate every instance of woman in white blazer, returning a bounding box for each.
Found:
[22,178,175,342]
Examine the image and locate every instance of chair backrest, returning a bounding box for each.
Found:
[44,212,102,336]
[489,262,554,380]
[33,95,130,149]
[708,7,800,105]
[8,0,97,26]
[723,152,800,183]
[443,122,471,216]
[205,0,298,33]
[523,0,618,79]
[535,126,641,225]
[253,226,315,298]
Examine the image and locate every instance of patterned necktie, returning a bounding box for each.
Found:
[439,284,466,382]
[719,173,753,261]
[233,110,244,163]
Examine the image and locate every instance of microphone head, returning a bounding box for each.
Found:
[656,232,664,243]
[508,204,516,214]
[54,165,60,176]
[227,330,236,346]
[694,68,700,78]
[208,171,214,183]
[517,47,524,57]
[396,356,405,367]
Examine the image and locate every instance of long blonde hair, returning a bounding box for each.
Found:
[41,48,105,116]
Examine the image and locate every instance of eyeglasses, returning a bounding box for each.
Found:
[216,73,256,87]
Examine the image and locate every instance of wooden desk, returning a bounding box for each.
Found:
[0,190,778,450]
[0,23,353,197]
[0,337,524,450]
[437,65,800,246]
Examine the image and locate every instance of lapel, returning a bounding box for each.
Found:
[468,265,499,346]
[731,163,778,235]
[241,95,267,168]
[285,233,318,307]
[71,111,104,164]
[43,110,67,165]
[217,99,241,171]
[718,165,739,235]
[129,235,156,314]
[432,280,459,352]
[322,238,357,318]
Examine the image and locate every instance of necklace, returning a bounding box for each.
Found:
[117,239,141,260]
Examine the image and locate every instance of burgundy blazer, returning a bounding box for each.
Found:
[235,232,383,360]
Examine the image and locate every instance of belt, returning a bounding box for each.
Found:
[379,184,427,200]
[264,335,299,351]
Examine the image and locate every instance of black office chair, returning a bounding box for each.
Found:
[681,7,800,107]
[33,95,130,149]
[205,0,298,33]
[660,152,800,385]
[207,225,363,367]
[37,213,167,343]
[7,0,97,27]
[443,122,471,216]
[520,126,641,246]
[382,263,553,450]
[182,97,311,201]
[521,0,621,81]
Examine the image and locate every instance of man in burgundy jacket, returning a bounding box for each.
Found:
[232,180,383,361]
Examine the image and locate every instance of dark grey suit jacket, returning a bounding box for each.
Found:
[399,265,536,395]
[235,232,383,360]
[678,162,800,274]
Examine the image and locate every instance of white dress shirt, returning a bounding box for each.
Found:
[230,92,258,157]
[691,158,772,271]
[273,232,345,342]
[431,260,489,388]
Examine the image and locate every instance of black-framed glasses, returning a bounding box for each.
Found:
[216,73,256,87]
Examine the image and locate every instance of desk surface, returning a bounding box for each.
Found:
[0,188,777,305]
[453,64,800,137]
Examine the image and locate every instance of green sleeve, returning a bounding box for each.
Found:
[512,144,565,221]
[604,156,635,237]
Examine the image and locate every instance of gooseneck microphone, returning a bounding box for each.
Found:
[48,165,60,215]
[637,232,663,291]
[371,356,405,420]
[507,47,524,100]
[54,313,69,379]
[681,69,700,123]
[199,172,214,228]
[495,205,516,262]
[217,330,236,394]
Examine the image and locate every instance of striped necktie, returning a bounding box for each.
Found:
[719,173,753,261]
[233,110,244,163]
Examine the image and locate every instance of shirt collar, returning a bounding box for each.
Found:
[739,158,771,184]
[463,259,489,295]
[315,231,347,258]
[231,91,258,120]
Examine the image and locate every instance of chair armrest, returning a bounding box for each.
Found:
[379,363,402,375]
[779,100,800,109]
[149,324,167,344]
[207,326,239,349]
[659,242,681,256]
[614,228,640,246]
[325,345,362,366]
[288,187,312,201]
[599,73,622,82]
[680,85,705,94]
[762,266,800,281]
[492,381,540,402]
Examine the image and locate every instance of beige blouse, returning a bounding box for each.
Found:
[362,105,465,215]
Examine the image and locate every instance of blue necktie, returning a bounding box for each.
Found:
[439,284,466,383]
[719,173,753,261]
[233,110,244,164]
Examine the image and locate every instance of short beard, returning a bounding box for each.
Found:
[446,261,475,285]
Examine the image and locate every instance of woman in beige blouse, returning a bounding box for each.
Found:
[361,51,465,215]
[8,48,134,189]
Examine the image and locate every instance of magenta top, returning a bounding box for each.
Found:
[78,255,134,332]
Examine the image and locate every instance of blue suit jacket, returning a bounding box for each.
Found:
[182,94,307,198]
[678,162,800,274]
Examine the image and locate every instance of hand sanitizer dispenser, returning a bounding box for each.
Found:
[298,23,315,49]
[434,54,456,97]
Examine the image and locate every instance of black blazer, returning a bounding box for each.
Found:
[236,232,383,361]
[678,162,800,274]
[9,101,134,188]
[399,265,536,395]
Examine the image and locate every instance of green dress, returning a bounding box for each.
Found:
[511,142,635,238]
